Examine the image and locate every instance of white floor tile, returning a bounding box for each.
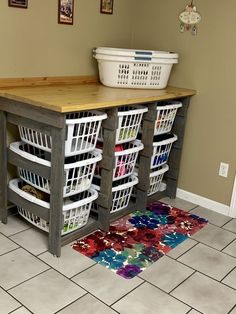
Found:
[0,233,18,255]
[167,238,197,259]
[179,243,236,280]
[112,282,190,314]
[190,206,231,227]
[0,287,20,313]
[10,228,48,255]
[139,256,194,293]
[222,219,236,233]
[58,294,117,314]
[11,307,32,313]
[9,269,86,314]
[171,272,236,314]
[0,215,30,237]
[0,248,49,289]
[222,240,236,258]
[39,243,95,278]
[72,264,143,306]
[160,197,197,211]
[191,224,236,250]
[222,268,236,290]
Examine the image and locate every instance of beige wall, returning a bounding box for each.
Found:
[133,0,236,205]
[0,0,134,77]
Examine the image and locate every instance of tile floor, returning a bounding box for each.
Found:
[0,198,236,314]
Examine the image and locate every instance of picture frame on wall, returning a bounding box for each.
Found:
[100,0,113,14]
[58,0,74,25]
[8,0,28,8]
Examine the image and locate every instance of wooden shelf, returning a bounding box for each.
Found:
[0,81,196,113]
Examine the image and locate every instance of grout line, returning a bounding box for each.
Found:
[6,226,32,237]
[228,304,236,314]
[221,218,234,228]
[142,276,195,311]
[220,266,236,283]
[8,305,33,314]
[7,268,51,292]
[220,237,236,252]
[0,246,20,257]
[69,263,97,279]
[168,255,236,291]
[188,205,200,211]
[53,292,89,314]
[168,239,199,260]
[109,281,145,308]
[189,236,236,254]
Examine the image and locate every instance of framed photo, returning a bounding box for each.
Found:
[8,0,28,8]
[100,0,113,14]
[58,0,74,25]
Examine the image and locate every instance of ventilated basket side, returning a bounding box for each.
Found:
[90,175,138,213]
[95,53,178,89]
[17,187,98,235]
[62,189,98,234]
[154,102,182,135]
[18,126,52,152]
[111,175,138,213]
[18,111,107,156]
[63,151,102,196]
[151,135,177,169]
[116,106,148,144]
[113,140,144,180]
[10,142,102,197]
[98,106,147,144]
[148,165,169,196]
[65,111,107,156]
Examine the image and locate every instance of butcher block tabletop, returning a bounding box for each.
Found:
[0,77,196,113]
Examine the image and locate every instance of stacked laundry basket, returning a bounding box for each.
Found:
[8,111,107,235]
[92,105,148,213]
[93,47,178,89]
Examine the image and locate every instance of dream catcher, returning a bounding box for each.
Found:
[179,1,201,35]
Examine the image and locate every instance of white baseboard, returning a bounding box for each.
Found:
[176,188,231,217]
[229,175,236,218]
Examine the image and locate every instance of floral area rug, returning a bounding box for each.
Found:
[72,202,208,279]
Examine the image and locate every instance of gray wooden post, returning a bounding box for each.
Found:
[49,124,66,257]
[0,111,8,223]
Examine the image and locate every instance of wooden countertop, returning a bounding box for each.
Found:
[0,81,196,113]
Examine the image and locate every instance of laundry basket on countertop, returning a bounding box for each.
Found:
[93,47,178,89]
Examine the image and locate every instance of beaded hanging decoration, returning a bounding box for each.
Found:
[179,1,201,35]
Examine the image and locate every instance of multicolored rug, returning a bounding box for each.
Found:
[72,202,208,279]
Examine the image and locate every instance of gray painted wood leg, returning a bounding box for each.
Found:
[49,125,66,257]
[0,111,8,223]
[165,97,190,199]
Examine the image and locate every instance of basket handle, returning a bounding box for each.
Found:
[135,51,152,56]
[134,56,152,61]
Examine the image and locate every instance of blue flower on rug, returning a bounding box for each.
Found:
[93,249,126,270]
[161,232,188,248]
[129,214,168,229]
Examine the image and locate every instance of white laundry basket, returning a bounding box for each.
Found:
[151,134,177,169]
[99,105,148,144]
[95,140,144,181]
[94,47,178,89]
[10,142,102,197]
[92,175,138,213]
[18,110,107,156]
[148,165,169,196]
[133,164,169,196]
[9,178,98,235]
[154,101,182,135]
